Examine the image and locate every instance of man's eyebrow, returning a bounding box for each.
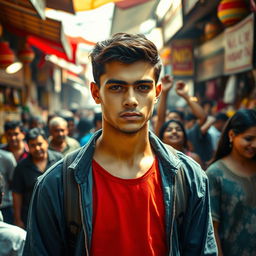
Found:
[105,79,128,85]
[134,80,154,85]
[105,79,154,85]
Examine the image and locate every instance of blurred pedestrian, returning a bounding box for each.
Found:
[1,121,29,162]
[76,117,93,146]
[0,174,26,256]
[159,120,203,166]
[0,150,16,224]
[206,109,256,256]
[48,116,80,156]
[12,128,62,229]
[24,33,216,255]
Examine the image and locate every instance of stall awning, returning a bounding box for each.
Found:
[45,0,150,13]
[0,0,71,59]
[46,0,121,13]
[111,0,156,34]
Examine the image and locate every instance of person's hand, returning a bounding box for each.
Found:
[175,81,189,99]
[161,75,174,94]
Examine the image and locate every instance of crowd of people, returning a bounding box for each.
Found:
[0,32,255,256]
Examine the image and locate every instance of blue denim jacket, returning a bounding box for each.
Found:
[23,130,217,256]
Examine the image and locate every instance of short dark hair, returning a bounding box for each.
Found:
[26,128,47,143]
[77,118,93,134]
[89,33,162,86]
[4,120,24,132]
[213,109,256,162]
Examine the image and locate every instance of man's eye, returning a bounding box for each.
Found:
[109,85,123,91]
[137,85,151,91]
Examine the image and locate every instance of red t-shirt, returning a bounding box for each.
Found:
[90,158,168,256]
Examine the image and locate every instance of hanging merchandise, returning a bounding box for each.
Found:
[223,75,237,104]
[0,41,15,69]
[217,0,249,27]
[204,22,220,40]
[18,43,35,64]
[0,23,15,69]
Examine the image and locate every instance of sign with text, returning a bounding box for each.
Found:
[224,14,254,74]
[171,40,194,77]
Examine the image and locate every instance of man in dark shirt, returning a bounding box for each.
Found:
[12,128,62,229]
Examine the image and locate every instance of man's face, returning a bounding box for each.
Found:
[28,135,48,160]
[50,124,68,143]
[91,61,161,134]
[5,127,25,148]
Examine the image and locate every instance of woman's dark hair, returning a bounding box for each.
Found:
[26,128,47,143]
[213,109,256,162]
[159,119,188,149]
[89,33,162,86]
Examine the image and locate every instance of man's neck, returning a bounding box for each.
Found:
[51,140,67,152]
[93,126,155,179]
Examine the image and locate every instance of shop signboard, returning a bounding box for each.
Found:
[196,53,224,82]
[195,33,224,82]
[162,0,183,43]
[183,0,199,14]
[171,39,194,77]
[224,14,254,74]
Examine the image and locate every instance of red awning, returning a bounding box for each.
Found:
[28,35,76,63]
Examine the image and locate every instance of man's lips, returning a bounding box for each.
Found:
[120,112,142,119]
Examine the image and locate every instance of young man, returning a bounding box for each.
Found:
[12,128,62,229]
[24,33,217,255]
[1,121,29,162]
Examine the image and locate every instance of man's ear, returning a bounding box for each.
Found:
[90,82,101,104]
[155,83,162,103]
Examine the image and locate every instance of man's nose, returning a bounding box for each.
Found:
[123,87,138,108]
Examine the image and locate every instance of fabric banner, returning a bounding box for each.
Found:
[171,40,194,77]
[224,14,254,74]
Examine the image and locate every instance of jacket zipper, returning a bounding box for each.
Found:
[78,185,90,256]
[169,175,176,256]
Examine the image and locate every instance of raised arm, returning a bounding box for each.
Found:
[155,75,173,136]
[175,81,207,127]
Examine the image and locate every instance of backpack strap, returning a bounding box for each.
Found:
[63,150,82,252]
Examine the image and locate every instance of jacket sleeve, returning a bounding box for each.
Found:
[23,162,67,256]
[181,159,217,256]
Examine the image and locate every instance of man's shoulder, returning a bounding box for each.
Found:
[66,136,80,146]
[48,149,63,160]
[0,149,16,166]
[38,159,64,185]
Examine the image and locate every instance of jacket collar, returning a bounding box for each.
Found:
[71,129,182,184]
